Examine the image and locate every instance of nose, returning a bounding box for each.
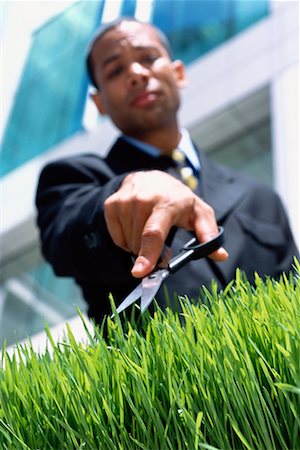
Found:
[127,62,149,87]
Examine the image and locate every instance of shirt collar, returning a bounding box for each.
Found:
[121,128,200,171]
[179,128,200,171]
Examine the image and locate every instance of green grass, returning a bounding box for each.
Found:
[1,265,300,450]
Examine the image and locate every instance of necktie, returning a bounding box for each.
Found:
[172,148,198,191]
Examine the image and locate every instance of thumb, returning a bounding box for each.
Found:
[131,234,164,278]
[131,255,154,278]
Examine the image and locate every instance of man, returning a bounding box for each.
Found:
[36,18,298,323]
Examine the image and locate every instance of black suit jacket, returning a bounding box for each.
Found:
[36,137,299,322]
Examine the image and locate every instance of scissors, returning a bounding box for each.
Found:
[113,226,224,316]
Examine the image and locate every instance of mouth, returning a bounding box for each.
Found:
[130,90,161,107]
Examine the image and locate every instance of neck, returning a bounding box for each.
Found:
[127,126,181,156]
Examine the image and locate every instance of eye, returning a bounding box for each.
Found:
[140,53,159,65]
[106,64,124,79]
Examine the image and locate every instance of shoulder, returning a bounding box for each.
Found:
[41,153,104,171]
[202,153,278,198]
[200,154,286,224]
[38,153,115,186]
[38,137,126,180]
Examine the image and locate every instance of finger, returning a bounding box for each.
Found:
[208,247,229,261]
[195,224,228,261]
[130,207,149,255]
[104,195,130,252]
[193,202,229,262]
[116,199,134,252]
[131,233,165,278]
[131,211,173,278]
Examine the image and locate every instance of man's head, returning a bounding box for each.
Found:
[86,17,186,141]
[87,17,173,89]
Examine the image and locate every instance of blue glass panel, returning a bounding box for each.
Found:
[234,0,268,32]
[1,0,104,177]
[121,0,137,16]
[0,262,86,348]
[29,262,84,308]
[151,0,268,64]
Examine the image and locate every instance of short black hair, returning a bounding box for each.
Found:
[86,17,172,89]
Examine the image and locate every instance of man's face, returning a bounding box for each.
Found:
[90,21,186,138]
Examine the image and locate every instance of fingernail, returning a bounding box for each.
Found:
[131,260,146,278]
[218,247,229,260]
[133,262,144,273]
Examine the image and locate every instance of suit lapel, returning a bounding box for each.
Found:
[197,153,251,286]
[199,153,248,223]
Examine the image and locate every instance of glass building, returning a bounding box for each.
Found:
[1,0,299,348]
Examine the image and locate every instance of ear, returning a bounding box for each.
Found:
[91,92,107,116]
[172,60,187,89]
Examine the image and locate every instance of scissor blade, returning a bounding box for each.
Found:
[140,269,169,313]
[114,283,143,316]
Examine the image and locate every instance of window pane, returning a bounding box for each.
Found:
[152,0,268,64]
[1,1,103,177]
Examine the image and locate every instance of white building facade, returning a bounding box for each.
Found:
[1,0,299,348]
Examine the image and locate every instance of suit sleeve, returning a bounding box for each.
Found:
[35,157,133,284]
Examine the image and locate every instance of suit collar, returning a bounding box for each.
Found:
[120,129,200,172]
[105,137,176,174]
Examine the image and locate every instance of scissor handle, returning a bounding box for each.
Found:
[167,226,224,274]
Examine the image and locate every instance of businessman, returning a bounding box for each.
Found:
[36,17,299,323]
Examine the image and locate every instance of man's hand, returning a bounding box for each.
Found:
[104,170,228,278]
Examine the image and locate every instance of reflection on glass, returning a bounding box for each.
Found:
[0,260,86,347]
[152,0,268,64]
[1,0,103,177]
